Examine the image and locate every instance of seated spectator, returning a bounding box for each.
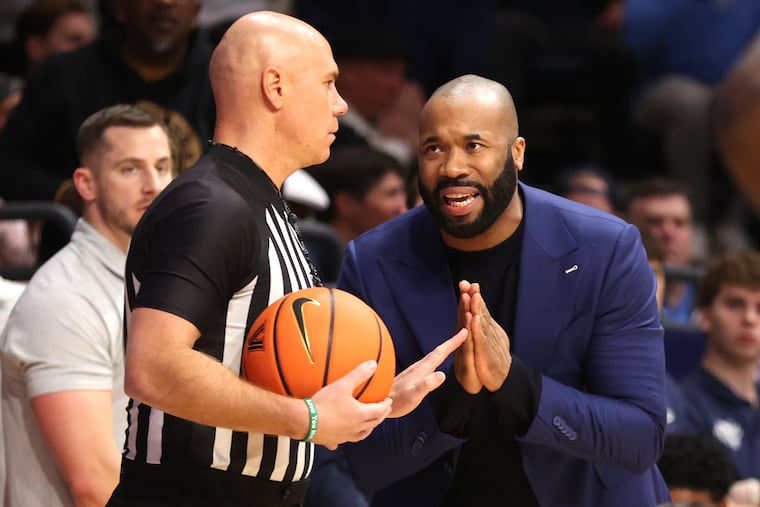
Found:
[626,177,704,326]
[329,20,423,168]
[0,0,211,264]
[553,162,622,215]
[306,145,409,245]
[657,432,737,507]
[11,0,96,75]
[0,0,212,203]
[302,146,408,285]
[0,104,174,507]
[678,250,760,481]
[640,229,690,432]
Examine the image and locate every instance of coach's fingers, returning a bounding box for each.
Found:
[416,328,468,372]
[388,329,467,418]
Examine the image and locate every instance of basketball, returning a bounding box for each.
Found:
[242,286,396,403]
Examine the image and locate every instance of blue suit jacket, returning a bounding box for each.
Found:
[336,184,670,507]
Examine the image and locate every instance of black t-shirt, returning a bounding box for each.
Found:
[438,218,541,506]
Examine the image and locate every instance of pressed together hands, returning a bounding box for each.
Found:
[308,280,513,449]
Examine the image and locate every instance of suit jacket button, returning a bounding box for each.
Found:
[411,432,427,457]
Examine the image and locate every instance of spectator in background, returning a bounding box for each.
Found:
[0,0,212,204]
[621,0,760,224]
[10,0,96,76]
[678,250,760,482]
[0,104,174,507]
[657,432,737,507]
[329,20,422,168]
[627,177,703,326]
[302,145,408,286]
[307,145,409,245]
[640,230,689,433]
[553,162,622,215]
[0,0,211,263]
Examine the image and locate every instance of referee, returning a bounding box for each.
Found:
[106,11,465,507]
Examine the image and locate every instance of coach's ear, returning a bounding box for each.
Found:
[262,67,284,110]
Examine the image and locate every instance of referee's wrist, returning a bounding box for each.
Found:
[301,398,318,442]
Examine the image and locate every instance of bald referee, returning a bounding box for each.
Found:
[106,11,466,507]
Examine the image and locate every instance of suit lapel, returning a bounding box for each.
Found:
[378,212,458,363]
[514,185,587,372]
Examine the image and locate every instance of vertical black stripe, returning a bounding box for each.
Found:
[299,441,313,481]
[257,434,279,478]
[134,404,151,463]
[282,439,301,483]
[269,207,310,288]
[227,431,249,473]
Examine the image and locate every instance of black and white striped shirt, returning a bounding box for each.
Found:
[123,142,319,483]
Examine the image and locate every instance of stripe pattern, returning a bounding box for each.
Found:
[123,202,317,482]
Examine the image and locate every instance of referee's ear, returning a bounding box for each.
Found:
[262,67,285,110]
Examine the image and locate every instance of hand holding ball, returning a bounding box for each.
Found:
[243,287,396,403]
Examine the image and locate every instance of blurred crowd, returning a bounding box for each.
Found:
[0,1,759,506]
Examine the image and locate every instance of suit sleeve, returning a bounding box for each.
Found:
[513,224,667,473]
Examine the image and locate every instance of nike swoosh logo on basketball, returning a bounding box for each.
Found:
[292,297,319,364]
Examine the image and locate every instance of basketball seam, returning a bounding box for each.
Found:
[272,298,292,396]
[322,287,335,388]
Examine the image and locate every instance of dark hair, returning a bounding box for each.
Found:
[554,163,622,210]
[625,177,693,212]
[696,249,760,307]
[15,0,91,43]
[76,104,166,162]
[658,433,737,503]
[306,145,406,222]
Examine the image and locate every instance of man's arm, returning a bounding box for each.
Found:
[124,307,393,449]
[31,390,121,507]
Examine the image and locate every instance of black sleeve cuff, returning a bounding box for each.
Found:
[429,366,478,437]
[490,357,542,435]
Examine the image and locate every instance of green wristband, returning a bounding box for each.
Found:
[302,398,318,443]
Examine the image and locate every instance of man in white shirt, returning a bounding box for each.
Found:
[1,104,173,507]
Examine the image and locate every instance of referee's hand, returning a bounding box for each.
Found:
[311,361,392,450]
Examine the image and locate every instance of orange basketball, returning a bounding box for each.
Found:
[242,287,396,403]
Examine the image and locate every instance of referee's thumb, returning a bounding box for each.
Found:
[338,360,378,392]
